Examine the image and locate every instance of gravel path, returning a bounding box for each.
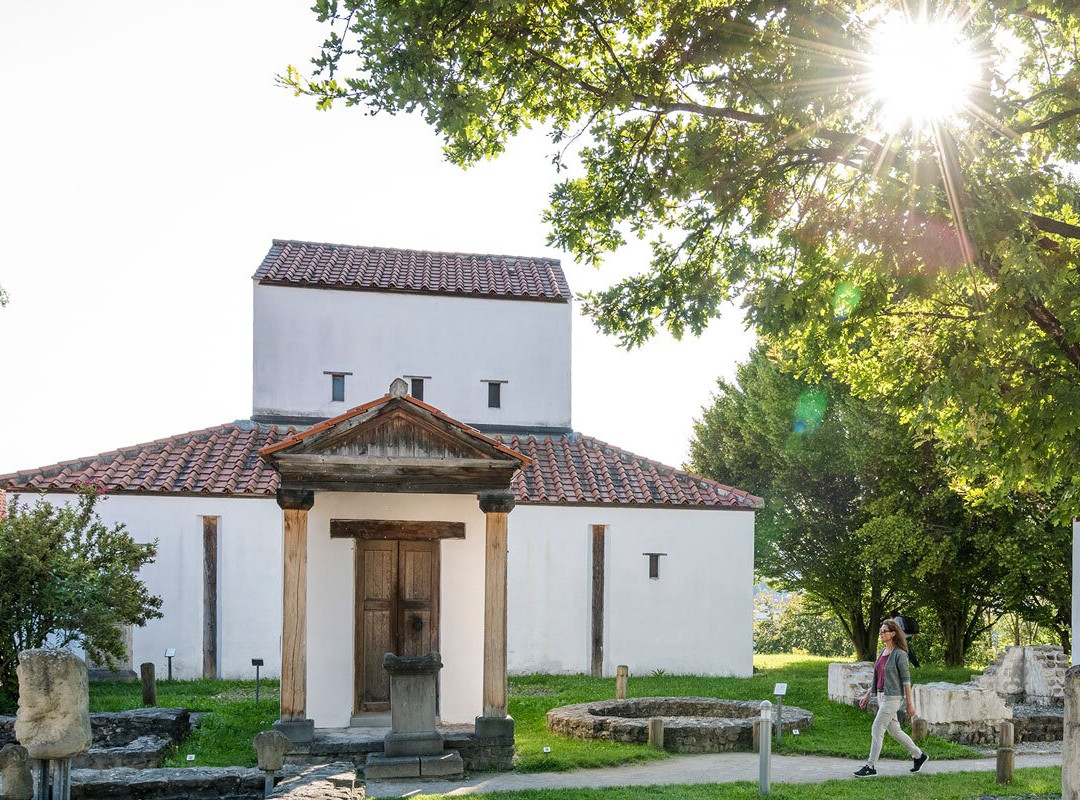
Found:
[364,751,1062,798]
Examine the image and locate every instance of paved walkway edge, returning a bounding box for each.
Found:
[364,751,1063,797]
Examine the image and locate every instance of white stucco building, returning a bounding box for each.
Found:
[1,240,759,739]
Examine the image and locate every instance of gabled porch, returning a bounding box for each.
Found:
[258,378,528,760]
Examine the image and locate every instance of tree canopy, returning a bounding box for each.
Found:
[288,0,1080,514]
[691,345,1071,663]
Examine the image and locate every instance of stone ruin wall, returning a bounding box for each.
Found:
[972,645,1067,706]
[827,645,1068,744]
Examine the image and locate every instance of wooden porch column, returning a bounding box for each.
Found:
[478,490,515,724]
[273,488,315,744]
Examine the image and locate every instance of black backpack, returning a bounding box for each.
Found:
[895,614,919,636]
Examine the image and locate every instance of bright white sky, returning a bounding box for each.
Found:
[0,1,754,477]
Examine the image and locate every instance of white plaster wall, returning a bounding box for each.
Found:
[253,284,572,428]
[7,492,282,680]
[1073,520,1079,666]
[507,505,755,678]
[305,492,487,727]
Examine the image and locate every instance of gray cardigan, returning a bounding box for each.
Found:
[871,648,912,697]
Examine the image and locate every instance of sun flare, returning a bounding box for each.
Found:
[869,12,980,129]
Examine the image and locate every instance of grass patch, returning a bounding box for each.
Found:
[88,655,983,771]
[388,766,1062,800]
[509,654,979,772]
[90,678,280,767]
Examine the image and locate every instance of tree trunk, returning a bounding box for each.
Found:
[940,613,968,666]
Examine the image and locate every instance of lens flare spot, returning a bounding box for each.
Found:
[833,283,862,321]
[793,387,828,434]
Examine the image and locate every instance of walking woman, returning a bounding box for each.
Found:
[853,619,929,776]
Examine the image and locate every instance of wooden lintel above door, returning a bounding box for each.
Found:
[331,519,465,541]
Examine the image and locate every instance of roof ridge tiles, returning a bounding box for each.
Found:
[255,240,569,302]
[266,238,562,267]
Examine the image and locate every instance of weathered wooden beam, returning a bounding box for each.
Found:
[275,472,520,495]
[279,454,517,470]
[480,490,515,720]
[202,516,218,679]
[281,507,308,720]
[330,519,466,540]
[590,525,605,678]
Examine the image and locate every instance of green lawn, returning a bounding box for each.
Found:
[509,654,979,772]
[87,655,981,772]
[385,767,1062,800]
[89,678,280,767]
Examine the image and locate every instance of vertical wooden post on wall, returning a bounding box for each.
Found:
[478,490,516,722]
[590,525,606,677]
[274,488,315,743]
[202,516,219,679]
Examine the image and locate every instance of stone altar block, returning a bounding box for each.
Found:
[364,651,463,779]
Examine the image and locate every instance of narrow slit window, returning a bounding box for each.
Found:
[484,380,505,408]
[644,552,667,580]
[331,374,345,402]
[410,377,424,401]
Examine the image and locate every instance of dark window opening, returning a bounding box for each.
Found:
[331,374,345,402]
[644,552,667,580]
[410,377,425,401]
[487,381,502,408]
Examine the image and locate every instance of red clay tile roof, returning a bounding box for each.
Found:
[0,423,291,497]
[504,434,762,509]
[254,240,571,302]
[0,423,761,509]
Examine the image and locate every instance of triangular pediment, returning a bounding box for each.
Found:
[260,391,528,494]
[290,406,497,461]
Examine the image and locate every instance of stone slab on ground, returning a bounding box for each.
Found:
[419,752,464,777]
[271,762,362,799]
[363,754,419,779]
[72,735,173,769]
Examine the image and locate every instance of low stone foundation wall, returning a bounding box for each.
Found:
[64,763,363,800]
[546,697,813,754]
[287,726,514,772]
[1,709,190,770]
[71,767,266,799]
[1013,704,1064,742]
[444,731,514,771]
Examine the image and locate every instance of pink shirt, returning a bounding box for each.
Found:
[874,651,889,692]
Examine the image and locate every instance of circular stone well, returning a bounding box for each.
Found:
[546,697,813,753]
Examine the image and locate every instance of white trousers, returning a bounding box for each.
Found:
[868,695,922,767]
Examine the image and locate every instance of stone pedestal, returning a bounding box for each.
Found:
[364,651,463,779]
[272,719,314,745]
[474,715,515,740]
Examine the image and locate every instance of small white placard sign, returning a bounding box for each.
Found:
[773,683,788,696]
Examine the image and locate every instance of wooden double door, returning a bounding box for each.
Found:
[354,539,440,713]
